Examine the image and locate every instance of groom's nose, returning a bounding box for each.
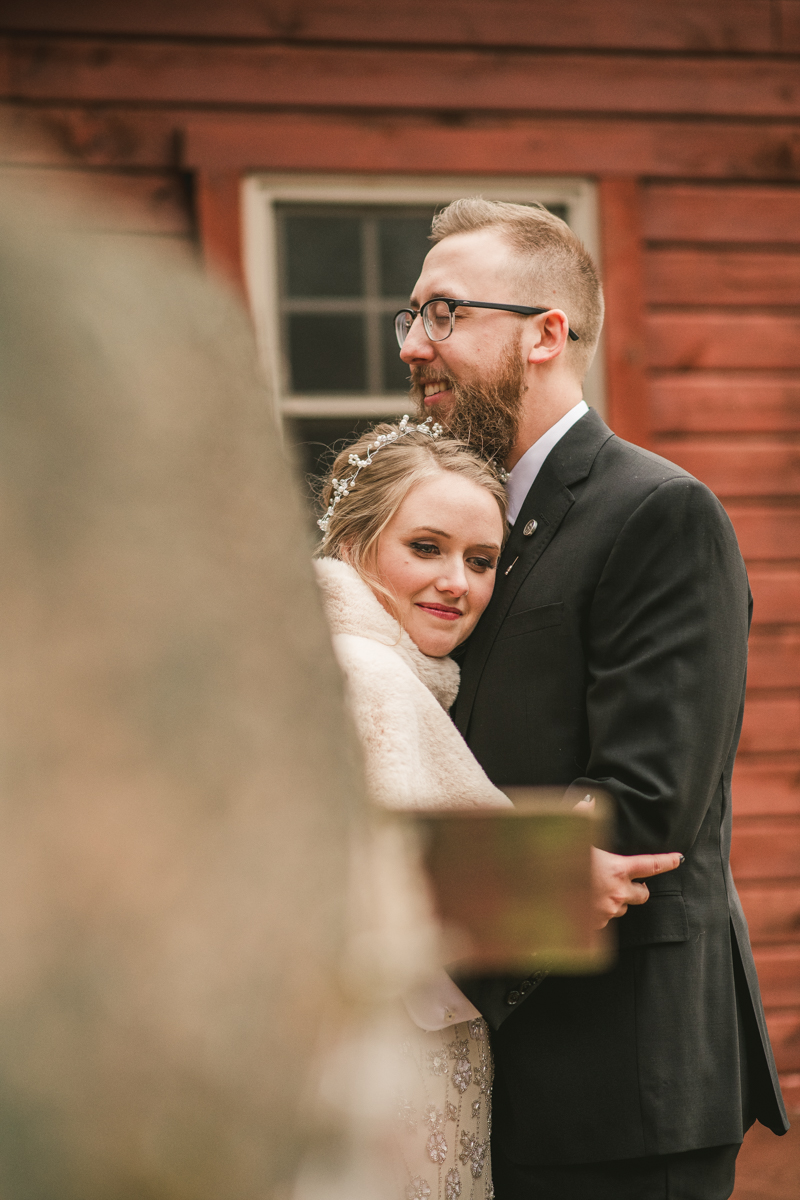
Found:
[399,315,435,364]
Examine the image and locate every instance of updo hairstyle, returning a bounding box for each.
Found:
[317,423,508,590]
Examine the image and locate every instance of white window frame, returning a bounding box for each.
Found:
[243,173,606,423]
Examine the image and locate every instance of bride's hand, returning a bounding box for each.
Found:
[590,847,684,929]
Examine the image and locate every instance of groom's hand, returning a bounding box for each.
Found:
[591,847,683,928]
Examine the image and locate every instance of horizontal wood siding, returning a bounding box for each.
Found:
[644,179,800,1092]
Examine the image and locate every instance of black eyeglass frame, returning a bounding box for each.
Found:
[394,297,579,348]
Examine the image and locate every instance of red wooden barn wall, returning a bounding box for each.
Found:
[2,0,800,1111]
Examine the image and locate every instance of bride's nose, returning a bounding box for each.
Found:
[436,561,469,598]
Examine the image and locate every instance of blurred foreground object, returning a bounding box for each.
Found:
[0,171,368,1200]
[417,791,612,974]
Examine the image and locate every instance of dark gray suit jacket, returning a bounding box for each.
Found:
[453,409,789,1165]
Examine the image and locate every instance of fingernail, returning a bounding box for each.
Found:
[679,854,685,864]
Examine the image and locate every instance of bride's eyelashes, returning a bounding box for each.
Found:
[408,540,440,556]
[467,556,497,573]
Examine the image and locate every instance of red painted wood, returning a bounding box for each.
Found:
[739,884,800,941]
[644,184,800,243]
[753,946,800,1008]
[766,1010,800,1072]
[727,507,800,560]
[183,113,800,180]
[599,178,650,448]
[750,569,800,624]
[740,697,800,754]
[0,104,181,168]
[748,632,800,689]
[7,40,800,118]
[646,249,800,307]
[733,764,800,817]
[730,818,800,880]
[650,377,800,435]
[195,170,244,293]
[778,0,800,52]
[0,1,775,52]
[654,439,800,498]
[649,314,800,371]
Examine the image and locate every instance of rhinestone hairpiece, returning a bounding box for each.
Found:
[318,414,444,533]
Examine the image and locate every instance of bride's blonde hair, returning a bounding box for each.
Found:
[317,422,508,596]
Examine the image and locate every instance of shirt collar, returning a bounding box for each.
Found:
[505,400,589,525]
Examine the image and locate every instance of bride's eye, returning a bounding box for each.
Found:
[409,541,440,556]
[467,556,496,572]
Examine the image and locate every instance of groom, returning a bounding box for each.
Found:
[397,199,789,1199]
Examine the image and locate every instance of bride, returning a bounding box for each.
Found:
[315,415,510,1200]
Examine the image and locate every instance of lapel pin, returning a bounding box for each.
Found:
[523,519,538,536]
[504,556,519,576]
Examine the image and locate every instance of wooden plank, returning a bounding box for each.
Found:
[727,507,800,559]
[733,764,800,816]
[730,818,800,880]
[599,178,650,448]
[753,946,800,1008]
[650,377,800,435]
[738,884,800,941]
[646,249,800,307]
[778,0,800,52]
[7,39,800,118]
[649,314,800,371]
[766,1010,800,1073]
[195,170,245,294]
[0,1,774,51]
[0,165,191,233]
[644,184,800,244]
[750,568,800,625]
[0,102,182,168]
[749,632,800,689]
[183,113,800,180]
[654,439,800,498]
[740,696,800,754]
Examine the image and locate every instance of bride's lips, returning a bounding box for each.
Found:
[416,603,462,622]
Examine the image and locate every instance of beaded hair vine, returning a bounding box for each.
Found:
[317,414,444,533]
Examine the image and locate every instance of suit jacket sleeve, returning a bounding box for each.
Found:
[572,474,750,855]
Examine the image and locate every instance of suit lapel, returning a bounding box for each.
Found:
[454,410,614,738]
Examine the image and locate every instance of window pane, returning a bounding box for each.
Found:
[288,315,366,393]
[378,215,434,297]
[382,314,412,393]
[286,416,381,493]
[284,215,362,297]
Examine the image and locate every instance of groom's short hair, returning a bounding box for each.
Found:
[430,198,604,380]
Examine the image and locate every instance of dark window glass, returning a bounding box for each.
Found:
[288,315,366,393]
[378,215,434,297]
[284,216,362,297]
[382,314,411,393]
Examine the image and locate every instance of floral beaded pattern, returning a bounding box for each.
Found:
[396,1017,494,1200]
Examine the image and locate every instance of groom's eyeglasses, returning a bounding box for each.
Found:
[394,297,580,349]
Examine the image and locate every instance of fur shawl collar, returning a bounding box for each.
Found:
[314,557,460,711]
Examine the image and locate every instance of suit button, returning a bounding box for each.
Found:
[506,989,521,1005]
[519,979,532,994]
[523,519,538,536]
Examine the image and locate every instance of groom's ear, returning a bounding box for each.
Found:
[526,309,571,366]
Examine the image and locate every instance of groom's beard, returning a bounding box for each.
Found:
[409,338,525,464]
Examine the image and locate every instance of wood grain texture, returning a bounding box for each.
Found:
[646,249,800,307]
[739,884,800,941]
[0,103,182,168]
[733,764,800,816]
[740,696,800,754]
[599,178,650,448]
[195,170,245,294]
[650,377,800,434]
[749,632,800,689]
[649,314,800,370]
[754,946,800,1007]
[182,113,800,179]
[644,183,800,243]
[6,39,800,118]
[653,439,800,498]
[0,1,776,51]
[750,568,800,624]
[727,507,800,559]
[731,818,800,880]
